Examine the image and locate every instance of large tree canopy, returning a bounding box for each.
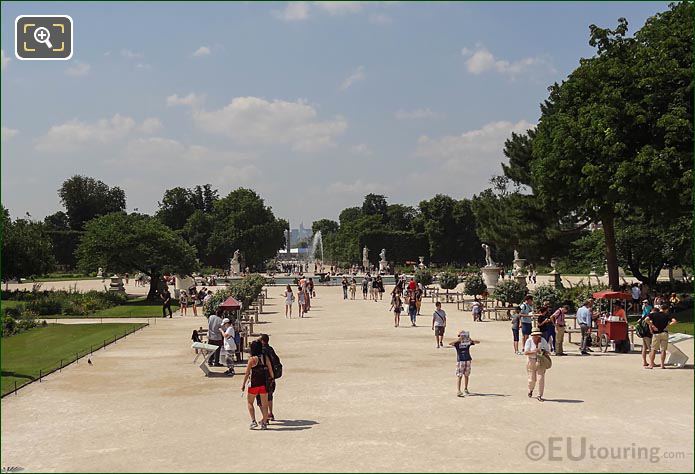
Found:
[76,212,198,299]
[1,206,55,282]
[58,175,126,230]
[156,184,219,231]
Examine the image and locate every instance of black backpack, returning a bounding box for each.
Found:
[267,347,283,379]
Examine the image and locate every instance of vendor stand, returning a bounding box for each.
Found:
[218,296,245,362]
[593,290,633,353]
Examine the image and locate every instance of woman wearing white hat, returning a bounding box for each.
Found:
[524,329,550,401]
[220,318,237,376]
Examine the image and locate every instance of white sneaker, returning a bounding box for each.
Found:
[457,391,464,397]
[249,421,258,430]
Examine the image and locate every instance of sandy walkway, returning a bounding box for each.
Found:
[2,285,693,472]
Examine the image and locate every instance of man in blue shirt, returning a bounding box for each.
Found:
[576,300,594,355]
[519,295,534,347]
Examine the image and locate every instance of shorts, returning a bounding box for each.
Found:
[651,332,668,352]
[248,385,267,395]
[642,336,652,351]
[512,328,520,342]
[521,322,532,336]
[456,361,472,377]
[434,326,445,337]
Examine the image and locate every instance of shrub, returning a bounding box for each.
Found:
[493,280,527,305]
[25,295,63,315]
[2,304,25,318]
[533,284,561,309]
[3,316,17,336]
[464,273,487,297]
[414,269,433,286]
[438,272,459,290]
[203,274,267,316]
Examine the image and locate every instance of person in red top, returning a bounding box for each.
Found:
[407,278,417,292]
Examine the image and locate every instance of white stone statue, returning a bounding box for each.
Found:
[232,249,241,263]
[230,249,242,275]
[482,243,496,267]
[362,246,370,269]
[379,248,386,262]
[379,249,387,272]
[97,267,104,279]
[514,249,519,261]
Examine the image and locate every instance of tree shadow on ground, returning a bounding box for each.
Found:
[270,419,319,431]
[1,371,34,380]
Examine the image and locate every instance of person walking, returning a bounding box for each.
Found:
[472,298,483,322]
[637,306,657,367]
[179,290,189,316]
[161,288,173,318]
[511,306,521,354]
[361,278,368,300]
[367,276,374,301]
[220,318,236,376]
[297,286,306,318]
[537,306,554,352]
[391,290,402,327]
[519,295,534,347]
[524,329,550,401]
[415,286,423,315]
[207,309,224,367]
[576,300,594,355]
[241,340,274,430]
[407,291,418,327]
[256,334,280,422]
[449,330,479,397]
[432,302,447,348]
[645,304,678,369]
[341,277,349,300]
[282,285,294,318]
[349,278,357,300]
[551,305,569,356]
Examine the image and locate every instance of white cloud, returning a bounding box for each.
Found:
[166,93,204,108]
[416,119,533,163]
[65,62,91,77]
[274,2,310,21]
[340,65,366,91]
[192,46,211,57]
[1,127,19,142]
[350,144,373,156]
[35,115,164,153]
[394,108,440,120]
[315,1,364,15]
[121,49,144,59]
[139,117,163,134]
[1,49,9,70]
[327,179,383,195]
[462,46,556,78]
[193,96,347,153]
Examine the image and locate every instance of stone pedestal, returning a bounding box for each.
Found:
[550,270,563,289]
[481,266,502,291]
[515,274,528,288]
[109,275,125,292]
[418,256,426,270]
[231,262,241,275]
[379,260,388,272]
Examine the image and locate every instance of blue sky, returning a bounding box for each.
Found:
[1,1,668,226]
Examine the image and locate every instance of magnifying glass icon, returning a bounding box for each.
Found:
[33,27,53,49]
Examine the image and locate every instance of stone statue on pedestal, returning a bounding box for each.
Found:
[482,243,496,267]
[362,246,370,271]
[230,249,242,275]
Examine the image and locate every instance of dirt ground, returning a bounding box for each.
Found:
[2,283,693,472]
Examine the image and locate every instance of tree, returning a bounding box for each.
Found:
[386,204,417,231]
[156,187,196,230]
[361,194,388,218]
[76,212,198,299]
[339,207,362,226]
[312,219,339,236]
[530,3,692,289]
[2,206,55,282]
[200,188,287,268]
[419,195,481,265]
[58,175,126,230]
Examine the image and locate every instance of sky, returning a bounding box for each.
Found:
[1,1,669,227]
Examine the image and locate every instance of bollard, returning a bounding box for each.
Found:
[76,352,78,363]
[15,380,17,395]
[39,369,42,382]
[60,359,63,372]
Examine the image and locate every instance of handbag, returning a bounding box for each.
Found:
[537,351,553,370]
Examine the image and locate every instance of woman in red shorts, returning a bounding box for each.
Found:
[241,340,275,430]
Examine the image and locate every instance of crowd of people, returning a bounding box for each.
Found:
[281,277,315,318]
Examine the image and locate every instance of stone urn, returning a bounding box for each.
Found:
[109,274,125,292]
[418,256,426,270]
[481,266,502,291]
[513,258,527,276]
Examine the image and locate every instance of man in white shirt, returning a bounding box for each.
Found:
[431,302,447,348]
[524,329,550,401]
[220,318,237,376]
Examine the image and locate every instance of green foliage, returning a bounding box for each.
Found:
[2,289,128,316]
[493,279,527,305]
[419,195,482,265]
[464,273,487,297]
[156,184,218,231]
[58,175,126,230]
[2,207,55,281]
[362,194,388,218]
[438,272,459,290]
[358,231,428,266]
[2,314,40,337]
[533,284,561,309]
[203,274,267,316]
[414,269,433,286]
[193,188,286,268]
[312,219,339,236]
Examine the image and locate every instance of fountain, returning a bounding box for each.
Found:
[310,231,324,272]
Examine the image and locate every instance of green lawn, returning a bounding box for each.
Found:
[2,297,179,319]
[1,322,146,396]
[30,274,101,282]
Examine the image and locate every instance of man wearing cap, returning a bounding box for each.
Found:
[449,330,480,397]
[524,329,550,401]
[220,318,236,376]
[207,308,224,367]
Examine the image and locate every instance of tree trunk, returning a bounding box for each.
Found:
[600,207,620,290]
[147,271,160,301]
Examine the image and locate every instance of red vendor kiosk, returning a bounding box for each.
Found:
[218,296,245,361]
[593,290,631,353]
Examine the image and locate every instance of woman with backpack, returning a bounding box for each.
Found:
[241,340,275,430]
